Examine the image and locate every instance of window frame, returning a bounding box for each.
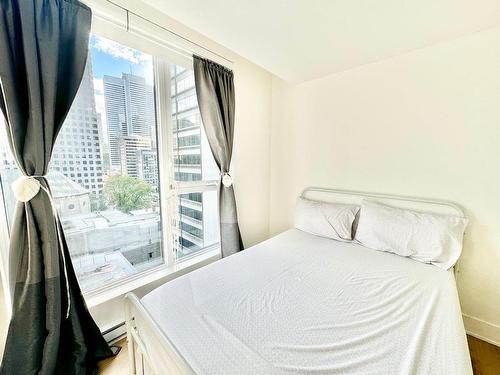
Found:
[82,20,221,299]
[155,59,220,265]
[0,13,223,305]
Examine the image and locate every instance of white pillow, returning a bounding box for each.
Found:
[294,197,359,241]
[354,200,468,270]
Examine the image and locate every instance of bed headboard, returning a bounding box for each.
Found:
[301,186,466,218]
[301,187,467,277]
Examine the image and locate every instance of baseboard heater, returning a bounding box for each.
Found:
[102,322,126,355]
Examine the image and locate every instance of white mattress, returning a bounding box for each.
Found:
[141,229,472,374]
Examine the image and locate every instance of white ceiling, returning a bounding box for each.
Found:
[143,0,500,82]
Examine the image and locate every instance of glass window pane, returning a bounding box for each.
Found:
[170,68,219,182]
[173,190,219,259]
[0,35,223,292]
[48,35,162,292]
[168,63,220,260]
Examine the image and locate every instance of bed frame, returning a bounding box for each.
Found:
[125,293,195,375]
[124,186,467,374]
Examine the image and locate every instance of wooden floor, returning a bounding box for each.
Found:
[468,336,500,375]
[98,338,128,375]
[99,335,500,374]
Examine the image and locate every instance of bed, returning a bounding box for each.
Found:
[125,187,472,374]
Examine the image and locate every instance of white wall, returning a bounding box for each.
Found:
[233,60,272,247]
[270,26,500,345]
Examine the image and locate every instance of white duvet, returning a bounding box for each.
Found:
[142,229,472,374]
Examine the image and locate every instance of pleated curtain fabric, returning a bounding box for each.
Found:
[193,56,243,257]
[0,1,113,374]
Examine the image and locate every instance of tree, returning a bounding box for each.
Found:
[104,175,153,213]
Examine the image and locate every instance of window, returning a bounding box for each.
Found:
[169,65,220,259]
[0,33,220,293]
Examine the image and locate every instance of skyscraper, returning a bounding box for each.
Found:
[120,135,152,178]
[123,73,155,137]
[103,75,127,170]
[171,66,218,256]
[103,73,154,171]
[51,55,103,197]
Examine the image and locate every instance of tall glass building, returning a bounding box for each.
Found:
[170,66,219,257]
[103,73,155,172]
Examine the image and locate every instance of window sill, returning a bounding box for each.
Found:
[85,248,221,308]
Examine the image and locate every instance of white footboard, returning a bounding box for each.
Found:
[125,293,195,375]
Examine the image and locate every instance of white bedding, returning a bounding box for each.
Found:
[141,229,472,374]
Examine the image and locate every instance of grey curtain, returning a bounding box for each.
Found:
[193,56,243,257]
[0,1,113,374]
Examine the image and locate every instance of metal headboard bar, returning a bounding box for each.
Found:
[301,186,467,218]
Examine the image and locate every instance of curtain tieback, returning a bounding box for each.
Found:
[11,175,41,202]
[11,175,72,319]
[221,172,233,187]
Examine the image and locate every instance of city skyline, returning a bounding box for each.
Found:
[0,34,219,292]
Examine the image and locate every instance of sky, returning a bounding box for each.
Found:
[90,35,154,82]
[89,35,154,143]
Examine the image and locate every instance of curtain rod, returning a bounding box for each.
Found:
[101,0,234,65]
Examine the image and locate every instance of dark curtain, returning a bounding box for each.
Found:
[0,1,113,374]
[193,55,243,257]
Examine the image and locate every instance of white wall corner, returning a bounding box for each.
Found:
[463,313,500,347]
